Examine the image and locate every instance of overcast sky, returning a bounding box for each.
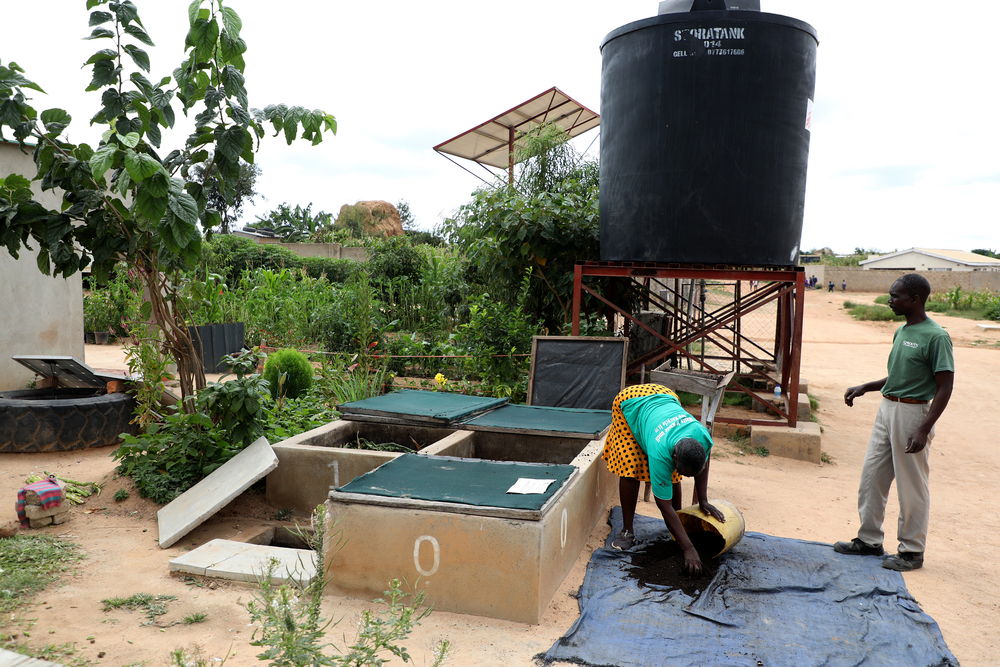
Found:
[4,1,998,254]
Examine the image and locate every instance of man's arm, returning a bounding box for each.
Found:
[906,370,953,453]
[844,377,888,406]
[653,495,703,574]
[693,458,725,522]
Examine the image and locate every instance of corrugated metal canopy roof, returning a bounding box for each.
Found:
[434,87,599,169]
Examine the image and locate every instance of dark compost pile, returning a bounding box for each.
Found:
[625,531,725,596]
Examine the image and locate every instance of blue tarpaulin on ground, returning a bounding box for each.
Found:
[540,508,957,667]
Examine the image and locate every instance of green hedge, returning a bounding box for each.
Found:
[203,234,303,283]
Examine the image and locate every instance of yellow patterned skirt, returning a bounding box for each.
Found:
[602,383,683,484]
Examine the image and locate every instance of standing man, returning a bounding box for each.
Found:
[602,384,724,574]
[834,274,954,571]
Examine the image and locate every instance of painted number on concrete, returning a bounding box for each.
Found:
[560,508,568,549]
[413,535,440,576]
[328,460,340,489]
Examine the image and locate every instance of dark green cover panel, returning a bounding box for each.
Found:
[463,404,611,437]
[336,453,575,511]
[338,389,507,422]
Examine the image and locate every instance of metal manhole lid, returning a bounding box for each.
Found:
[12,355,106,389]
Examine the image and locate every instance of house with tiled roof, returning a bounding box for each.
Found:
[859,248,1000,272]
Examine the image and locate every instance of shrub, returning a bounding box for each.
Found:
[300,256,357,282]
[846,304,903,322]
[455,292,537,386]
[315,273,388,354]
[366,236,424,283]
[263,349,314,399]
[203,234,302,284]
[83,290,117,333]
[114,371,270,503]
[114,411,237,503]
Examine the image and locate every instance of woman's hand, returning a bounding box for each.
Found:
[683,545,704,575]
[699,501,725,522]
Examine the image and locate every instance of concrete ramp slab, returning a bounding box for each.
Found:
[169,538,315,585]
[157,437,277,548]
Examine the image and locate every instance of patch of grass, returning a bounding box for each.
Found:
[0,534,84,614]
[729,429,750,444]
[845,304,903,322]
[113,488,130,502]
[728,429,768,457]
[101,593,177,625]
[676,390,701,407]
[246,505,449,666]
[677,389,751,408]
[0,640,93,666]
[876,293,997,320]
[169,646,210,666]
[821,452,834,464]
[183,612,207,624]
[723,391,753,407]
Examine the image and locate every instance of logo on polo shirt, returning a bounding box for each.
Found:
[903,341,919,348]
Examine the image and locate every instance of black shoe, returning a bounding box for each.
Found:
[882,552,924,571]
[611,529,635,550]
[833,537,884,556]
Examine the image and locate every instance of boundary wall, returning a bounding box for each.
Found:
[804,265,1000,293]
[242,237,368,261]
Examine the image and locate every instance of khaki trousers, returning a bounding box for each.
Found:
[857,398,933,554]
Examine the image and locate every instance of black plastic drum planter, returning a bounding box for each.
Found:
[0,387,135,453]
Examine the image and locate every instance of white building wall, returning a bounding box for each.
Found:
[0,142,83,390]
[864,251,963,271]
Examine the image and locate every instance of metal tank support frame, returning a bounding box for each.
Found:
[570,261,805,427]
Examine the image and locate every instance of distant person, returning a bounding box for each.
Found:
[835,274,954,571]
[602,384,724,574]
[828,280,835,292]
[842,280,847,292]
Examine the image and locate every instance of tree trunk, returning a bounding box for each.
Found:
[138,265,206,405]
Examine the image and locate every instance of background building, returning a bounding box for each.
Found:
[860,248,1000,272]
[0,140,83,389]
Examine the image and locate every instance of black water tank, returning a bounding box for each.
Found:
[599,6,817,266]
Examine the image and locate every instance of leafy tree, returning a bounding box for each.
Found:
[397,199,415,230]
[972,248,999,259]
[444,124,622,332]
[190,156,260,233]
[243,202,334,242]
[0,0,335,401]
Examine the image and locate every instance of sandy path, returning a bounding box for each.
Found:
[1,290,998,665]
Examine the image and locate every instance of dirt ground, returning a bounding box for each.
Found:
[2,289,999,666]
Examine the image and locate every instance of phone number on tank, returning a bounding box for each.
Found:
[673,48,746,57]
